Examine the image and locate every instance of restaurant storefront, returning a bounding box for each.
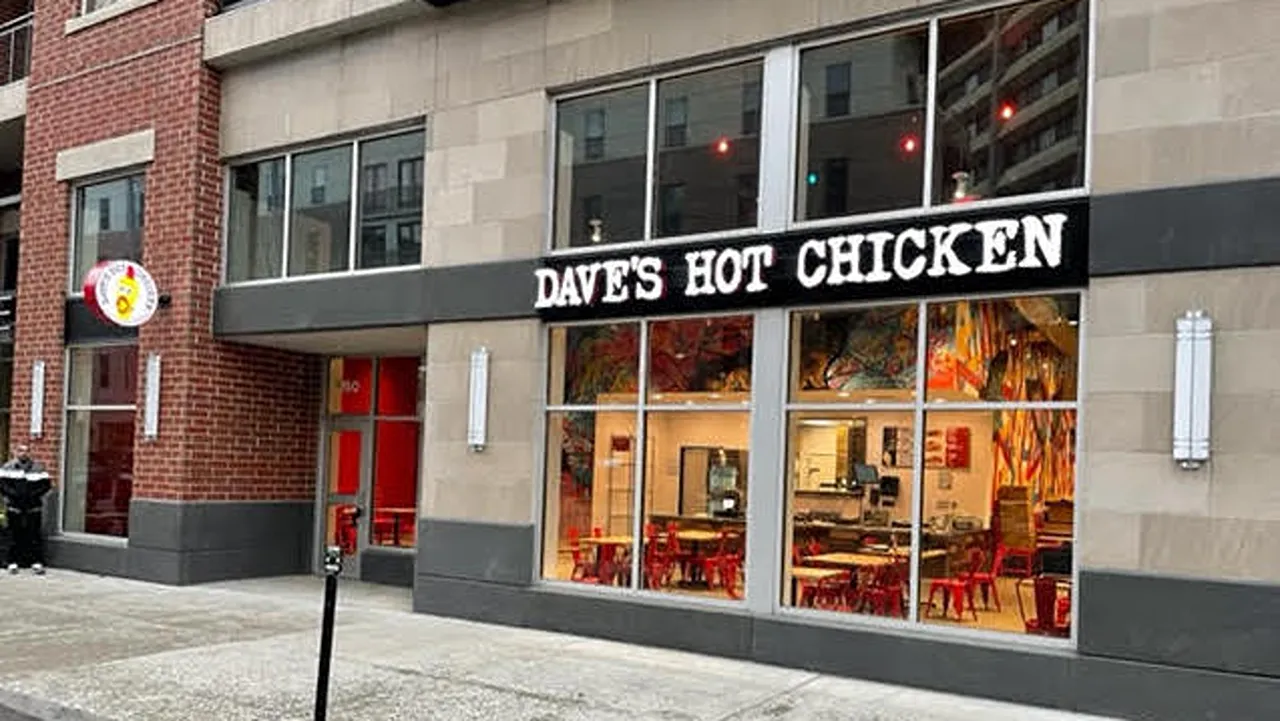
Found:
[530,0,1090,646]
[537,198,1087,642]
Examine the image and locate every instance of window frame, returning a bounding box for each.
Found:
[536,287,1087,648]
[59,341,139,542]
[547,54,771,256]
[540,311,756,610]
[545,0,1092,257]
[220,126,427,286]
[67,170,146,297]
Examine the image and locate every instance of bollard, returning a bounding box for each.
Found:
[314,545,342,721]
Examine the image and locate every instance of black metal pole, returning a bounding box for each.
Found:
[315,546,342,721]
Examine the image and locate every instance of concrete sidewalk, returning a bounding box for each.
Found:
[0,570,1117,721]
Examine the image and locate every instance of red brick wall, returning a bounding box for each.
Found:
[12,0,320,507]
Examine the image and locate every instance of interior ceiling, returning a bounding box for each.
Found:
[223,325,428,356]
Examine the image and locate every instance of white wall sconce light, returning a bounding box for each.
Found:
[143,353,161,440]
[1173,310,1213,470]
[29,360,44,438]
[467,347,490,452]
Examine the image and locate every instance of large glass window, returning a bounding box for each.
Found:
[72,175,143,290]
[553,86,649,248]
[63,345,137,538]
[289,145,352,276]
[797,28,928,220]
[358,132,425,270]
[653,63,763,238]
[224,130,425,282]
[549,0,1086,248]
[934,0,1086,203]
[552,62,764,249]
[542,316,753,602]
[226,159,285,282]
[783,293,1079,638]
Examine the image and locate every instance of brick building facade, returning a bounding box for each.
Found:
[1,0,1279,718]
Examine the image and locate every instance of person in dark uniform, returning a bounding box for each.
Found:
[0,445,51,575]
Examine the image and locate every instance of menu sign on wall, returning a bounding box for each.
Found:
[533,199,1088,321]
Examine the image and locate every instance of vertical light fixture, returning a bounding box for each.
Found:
[467,347,490,452]
[144,353,161,440]
[1173,310,1213,469]
[29,360,44,438]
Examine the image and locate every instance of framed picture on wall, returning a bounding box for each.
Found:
[881,426,912,467]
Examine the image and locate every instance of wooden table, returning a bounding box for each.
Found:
[676,529,720,543]
[791,566,847,581]
[377,506,416,547]
[580,536,633,585]
[806,552,897,568]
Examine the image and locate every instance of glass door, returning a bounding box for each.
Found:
[321,419,371,578]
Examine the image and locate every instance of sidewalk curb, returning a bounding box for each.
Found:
[0,687,110,721]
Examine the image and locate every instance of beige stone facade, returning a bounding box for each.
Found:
[208,0,1280,590]
[1082,268,1280,582]
[1093,0,1280,191]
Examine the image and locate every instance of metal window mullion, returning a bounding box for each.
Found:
[746,308,786,613]
[629,322,650,590]
[758,46,796,233]
[1068,290,1087,643]
[921,18,940,207]
[642,80,658,241]
[280,154,293,278]
[907,299,928,622]
[785,402,919,413]
[347,141,360,272]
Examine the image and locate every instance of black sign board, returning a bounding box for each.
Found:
[534,198,1088,322]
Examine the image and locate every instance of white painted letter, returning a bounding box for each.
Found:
[573,263,603,304]
[796,240,827,289]
[741,245,776,293]
[601,259,630,303]
[714,248,745,295]
[1019,213,1065,269]
[926,222,973,278]
[555,266,584,306]
[684,249,717,297]
[863,231,895,283]
[893,229,927,281]
[534,269,561,309]
[827,234,866,285]
[634,257,665,301]
[975,219,1020,274]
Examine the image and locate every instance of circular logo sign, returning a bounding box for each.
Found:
[83,260,159,328]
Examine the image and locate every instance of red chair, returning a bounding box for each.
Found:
[1025,577,1070,637]
[818,572,852,610]
[701,531,743,599]
[999,544,1036,578]
[665,522,695,583]
[862,562,908,617]
[966,545,1005,611]
[925,550,980,621]
[643,524,673,589]
[566,527,594,582]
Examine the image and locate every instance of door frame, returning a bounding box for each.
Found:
[313,416,374,578]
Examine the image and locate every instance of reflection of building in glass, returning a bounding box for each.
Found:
[935,0,1086,202]
[555,65,761,249]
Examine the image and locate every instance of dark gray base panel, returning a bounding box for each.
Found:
[1080,569,1280,678]
[50,500,314,585]
[415,518,534,586]
[360,549,414,588]
[412,572,1280,721]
